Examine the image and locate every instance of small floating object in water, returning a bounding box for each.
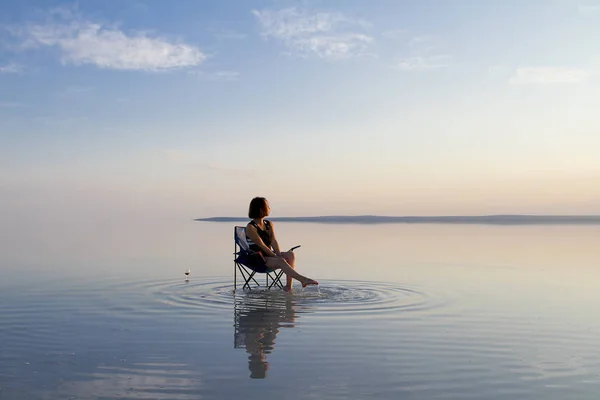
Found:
[184,269,191,281]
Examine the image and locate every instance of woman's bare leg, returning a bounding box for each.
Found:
[265,256,317,290]
[281,252,296,291]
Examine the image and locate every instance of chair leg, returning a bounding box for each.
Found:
[267,270,285,290]
[276,270,285,288]
[239,266,260,290]
[235,262,284,291]
[236,264,254,289]
[243,273,260,290]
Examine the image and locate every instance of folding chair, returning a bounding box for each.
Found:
[233,226,300,291]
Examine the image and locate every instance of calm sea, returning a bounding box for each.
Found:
[1,220,599,399]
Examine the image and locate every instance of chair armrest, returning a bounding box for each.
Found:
[288,245,301,252]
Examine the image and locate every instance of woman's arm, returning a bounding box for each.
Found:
[269,222,282,256]
[246,224,278,257]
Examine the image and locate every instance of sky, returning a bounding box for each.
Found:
[1,0,600,221]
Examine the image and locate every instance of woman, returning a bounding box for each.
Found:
[245,197,318,291]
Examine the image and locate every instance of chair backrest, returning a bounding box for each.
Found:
[234,226,250,252]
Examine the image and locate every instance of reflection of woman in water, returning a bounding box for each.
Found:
[245,197,318,291]
[234,294,298,379]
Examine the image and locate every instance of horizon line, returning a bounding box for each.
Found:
[194,214,600,225]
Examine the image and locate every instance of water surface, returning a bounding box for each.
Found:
[1,221,599,399]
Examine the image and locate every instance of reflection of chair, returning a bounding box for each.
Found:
[233,292,298,379]
[233,226,300,291]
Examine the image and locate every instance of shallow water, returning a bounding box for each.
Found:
[1,221,599,399]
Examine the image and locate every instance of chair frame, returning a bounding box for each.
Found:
[233,226,300,291]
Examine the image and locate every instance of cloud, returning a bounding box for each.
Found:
[252,7,373,60]
[0,102,26,108]
[409,35,441,54]
[395,35,450,71]
[509,67,591,85]
[578,3,600,14]
[380,29,407,40]
[0,63,23,73]
[64,85,94,92]
[396,55,450,71]
[9,8,205,71]
[189,70,240,81]
[54,85,95,98]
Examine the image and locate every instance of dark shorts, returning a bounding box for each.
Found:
[238,251,268,272]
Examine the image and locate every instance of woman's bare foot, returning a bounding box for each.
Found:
[301,278,319,288]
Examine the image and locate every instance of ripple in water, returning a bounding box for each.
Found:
[131,278,446,317]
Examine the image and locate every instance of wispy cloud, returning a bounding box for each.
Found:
[64,85,94,93]
[578,3,600,15]
[509,67,591,85]
[8,7,205,71]
[0,101,27,108]
[397,55,450,71]
[395,36,450,71]
[409,35,438,52]
[252,7,373,60]
[188,70,240,81]
[0,63,23,73]
[54,85,95,98]
[380,29,407,40]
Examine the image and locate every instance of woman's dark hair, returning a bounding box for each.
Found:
[248,197,269,219]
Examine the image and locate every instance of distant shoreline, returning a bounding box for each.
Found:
[194,215,600,225]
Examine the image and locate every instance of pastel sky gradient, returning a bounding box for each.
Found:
[1,0,600,222]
